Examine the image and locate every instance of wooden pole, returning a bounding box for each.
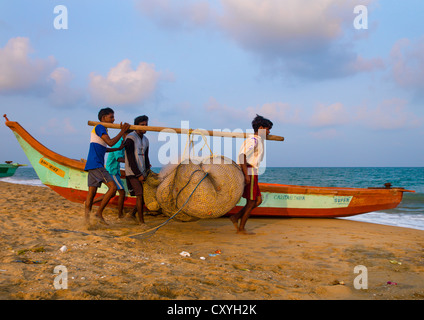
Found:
[87,121,285,141]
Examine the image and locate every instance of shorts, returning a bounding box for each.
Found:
[111,174,125,190]
[242,170,261,201]
[87,167,113,188]
[126,176,143,196]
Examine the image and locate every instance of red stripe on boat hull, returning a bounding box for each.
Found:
[47,184,404,219]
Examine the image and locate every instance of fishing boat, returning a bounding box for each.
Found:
[4,115,414,218]
[0,161,26,178]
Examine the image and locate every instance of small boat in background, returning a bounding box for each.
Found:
[0,161,26,178]
[3,115,414,219]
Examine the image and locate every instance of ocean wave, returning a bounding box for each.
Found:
[402,192,424,203]
[0,177,45,187]
[341,211,424,231]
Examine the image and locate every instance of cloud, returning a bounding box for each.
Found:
[205,97,248,125]
[89,59,169,106]
[205,97,422,133]
[246,101,301,125]
[310,128,340,139]
[347,55,385,73]
[355,98,422,130]
[306,98,422,139]
[48,67,86,108]
[309,102,350,128]
[219,0,347,53]
[218,0,382,79]
[390,37,424,95]
[0,37,56,94]
[0,37,85,108]
[135,0,382,79]
[40,117,78,135]
[309,99,422,131]
[136,0,214,30]
[205,97,301,128]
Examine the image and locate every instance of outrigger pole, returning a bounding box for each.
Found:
[87,121,285,141]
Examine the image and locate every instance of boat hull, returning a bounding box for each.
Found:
[0,163,25,178]
[46,183,405,218]
[4,118,413,218]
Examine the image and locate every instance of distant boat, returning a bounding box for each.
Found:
[4,115,414,219]
[0,161,26,178]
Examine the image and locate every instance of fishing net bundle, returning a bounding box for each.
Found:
[127,132,245,239]
[144,131,245,222]
[156,155,245,221]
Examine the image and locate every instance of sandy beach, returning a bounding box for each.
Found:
[0,180,423,300]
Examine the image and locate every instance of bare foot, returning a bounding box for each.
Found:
[139,223,149,230]
[93,214,109,225]
[124,214,138,223]
[136,214,145,225]
[229,216,239,230]
[237,229,255,235]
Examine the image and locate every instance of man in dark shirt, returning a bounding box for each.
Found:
[124,115,150,225]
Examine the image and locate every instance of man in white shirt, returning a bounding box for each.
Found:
[231,115,273,235]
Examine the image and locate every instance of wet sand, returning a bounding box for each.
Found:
[0,181,423,300]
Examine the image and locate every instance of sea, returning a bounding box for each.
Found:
[1,166,424,231]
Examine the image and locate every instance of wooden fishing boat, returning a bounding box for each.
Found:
[4,115,414,218]
[0,161,26,178]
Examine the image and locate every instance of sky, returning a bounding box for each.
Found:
[1,0,423,168]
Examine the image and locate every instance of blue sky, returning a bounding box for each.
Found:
[1,0,423,167]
